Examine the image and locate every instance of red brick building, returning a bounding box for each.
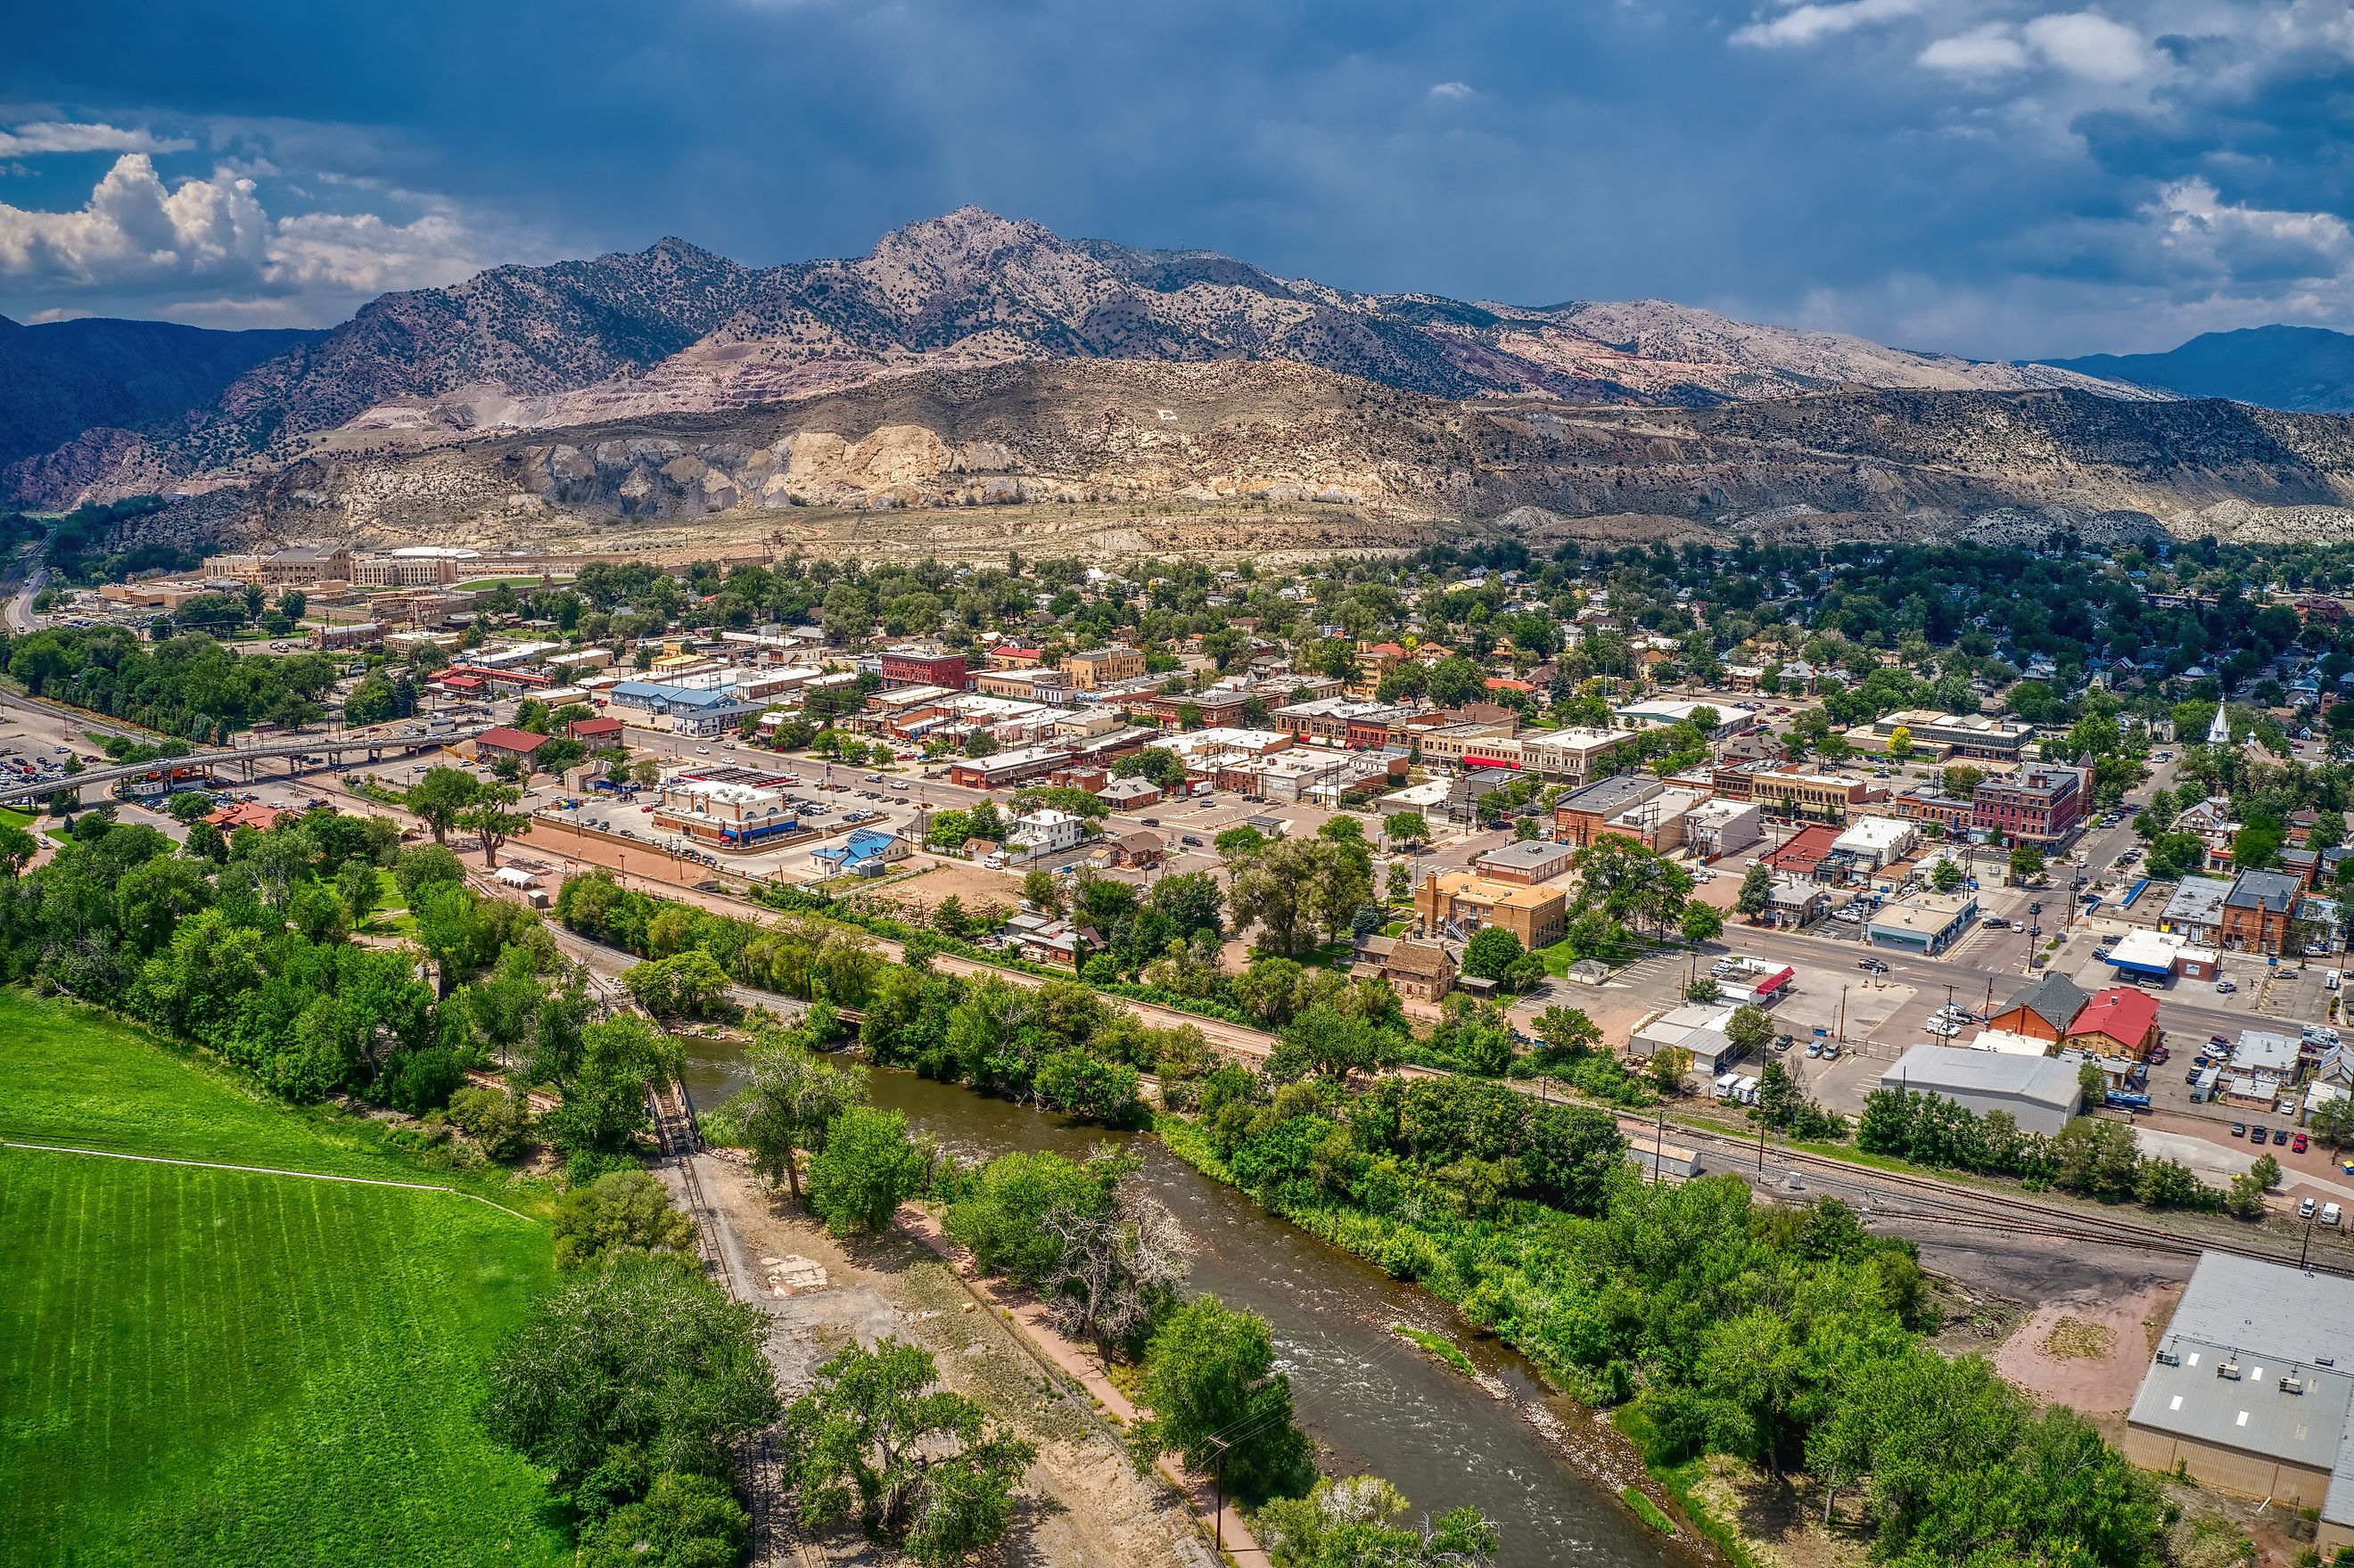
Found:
[878,647,968,691]
[1972,766,2085,846]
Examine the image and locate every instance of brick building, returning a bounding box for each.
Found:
[1413,871,1567,951]
[878,646,968,691]
[1972,765,2085,846]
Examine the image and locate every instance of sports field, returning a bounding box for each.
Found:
[0,992,570,1565]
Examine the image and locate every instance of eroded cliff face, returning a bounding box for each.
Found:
[125,359,2354,566]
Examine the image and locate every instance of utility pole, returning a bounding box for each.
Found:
[1838,984,1848,1047]
[1208,1439,1230,1551]
[1654,1107,1666,1186]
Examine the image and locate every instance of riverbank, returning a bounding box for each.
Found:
[894,1204,1273,1567]
[1149,1112,1741,1568]
[693,1153,1219,1568]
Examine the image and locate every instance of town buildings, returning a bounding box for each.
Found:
[1412,871,1568,951]
[1972,765,2086,846]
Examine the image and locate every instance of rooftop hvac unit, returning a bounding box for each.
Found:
[2322,1358,2339,1368]
[2218,1359,2244,1381]
[2282,1375,2307,1395]
[2154,1350,2181,1367]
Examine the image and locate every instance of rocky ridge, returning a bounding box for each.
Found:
[6,207,2156,509]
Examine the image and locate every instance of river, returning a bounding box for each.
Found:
[682,1042,1693,1568]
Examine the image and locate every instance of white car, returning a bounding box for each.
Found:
[1926,1019,1962,1037]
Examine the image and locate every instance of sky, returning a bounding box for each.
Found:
[2,0,2349,359]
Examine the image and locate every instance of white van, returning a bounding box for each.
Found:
[2326,1203,2343,1228]
[2329,971,2342,994]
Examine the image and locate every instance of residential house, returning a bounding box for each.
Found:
[1989,973,2089,1043]
[1352,936,1456,1002]
[2064,987,2162,1060]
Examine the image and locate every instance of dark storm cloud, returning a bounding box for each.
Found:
[2,0,2348,355]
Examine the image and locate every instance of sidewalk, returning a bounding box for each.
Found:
[898,1205,1271,1568]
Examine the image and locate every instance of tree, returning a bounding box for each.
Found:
[1461,926,1527,982]
[579,1470,748,1568]
[1386,860,1412,903]
[335,856,381,928]
[481,1253,779,1505]
[1513,815,1540,842]
[0,822,38,880]
[778,1338,1035,1564]
[2008,843,2045,883]
[1021,866,1062,913]
[406,765,480,843]
[460,782,529,868]
[1680,901,1724,944]
[1734,859,1773,919]
[1132,1293,1315,1507]
[397,841,468,905]
[1930,858,1963,893]
[554,1168,698,1269]
[729,1030,868,1202]
[1256,1475,1502,1568]
[1384,810,1428,847]
[1726,1003,1774,1061]
[806,1106,926,1236]
[2309,1095,2354,1150]
[1886,724,1913,758]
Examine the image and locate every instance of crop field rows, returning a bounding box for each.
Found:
[0,994,567,1567]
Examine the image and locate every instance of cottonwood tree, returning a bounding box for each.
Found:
[730,1029,868,1202]
[461,782,529,868]
[779,1338,1035,1564]
[1035,1155,1194,1360]
[406,765,479,843]
[1131,1293,1315,1506]
[806,1105,926,1236]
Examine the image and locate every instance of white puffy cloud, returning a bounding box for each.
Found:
[2019,12,2161,83]
[0,120,193,157]
[2150,177,2354,285]
[0,151,501,322]
[1916,23,2030,74]
[1426,81,1474,100]
[0,154,267,286]
[1732,0,1923,49]
[1916,10,2164,83]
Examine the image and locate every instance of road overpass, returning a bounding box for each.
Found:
[0,727,490,806]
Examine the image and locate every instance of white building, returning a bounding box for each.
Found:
[1010,809,1088,858]
[1683,798,1762,861]
[1832,816,1920,872]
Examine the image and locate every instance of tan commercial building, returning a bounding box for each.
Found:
[2124,1252,2354,1552]
[1413,871,1567,951]
[1062,644,1147,690]
[1745,768,1871,824]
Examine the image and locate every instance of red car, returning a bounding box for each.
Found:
[2296,1133,2311,1153]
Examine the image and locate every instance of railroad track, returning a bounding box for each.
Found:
[1654,1112,2354,1277]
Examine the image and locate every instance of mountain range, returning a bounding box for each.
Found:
[4,206,2159,509]
[2045,325,2354,415]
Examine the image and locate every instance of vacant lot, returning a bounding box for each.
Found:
[0,993,567,1566]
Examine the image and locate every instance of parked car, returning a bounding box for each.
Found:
[2296,1133,2310,1153]
[2301,1198,2318,1219]
[2326,1203,2343,1227]
[2215,979,2236,994]
[2251,1126,2269,1142]
[2275,1128,2292,1145]
[2231,1122,2247,1137]
[1181,835,1204,848]
[1806,1040,1823,1057]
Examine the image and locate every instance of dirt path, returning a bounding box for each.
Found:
[696,1157,1217,1568]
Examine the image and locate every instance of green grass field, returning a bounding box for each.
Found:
[0,992,569,1566]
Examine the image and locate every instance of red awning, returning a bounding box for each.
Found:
[1754,965,1795,997]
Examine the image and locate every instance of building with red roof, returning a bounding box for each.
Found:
[566,716,624,744]
[2063,986,2162,1060]
[1761,823,1843,880]
[205,800,292,833]
[474,726,548,760]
